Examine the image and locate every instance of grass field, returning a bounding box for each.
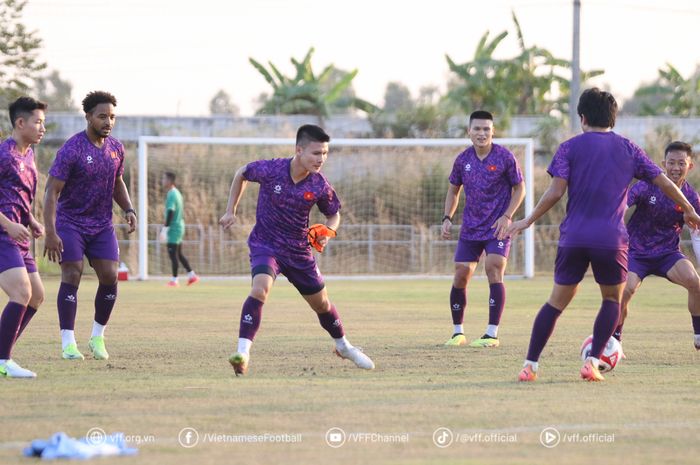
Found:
[1,276,699,465]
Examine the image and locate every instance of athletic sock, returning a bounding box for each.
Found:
[485,324,498,338]
[16,305,37,339]
[525,303,562,362]
[450,286,466,326]
[0,302,26,359]
[57,282,78,331]
[488,283,505,325]
[590,300,620,359]
[239,296,263,341]
[94,284,117,326]
[61,329,76,350]
[91,321,106,338]
[317,305,344,339]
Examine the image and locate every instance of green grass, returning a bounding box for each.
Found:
[1,276,699,464]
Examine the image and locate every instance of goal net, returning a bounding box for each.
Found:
[129,137,534,279]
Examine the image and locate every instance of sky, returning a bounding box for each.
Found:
[22,0,700,116]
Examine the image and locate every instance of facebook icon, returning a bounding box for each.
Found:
[178,427,199,448]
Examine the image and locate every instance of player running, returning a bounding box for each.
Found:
[219,124,374,375]
[441,110,525,348]
[615,141,700,351]
[44,91,136,361]
[505,88,700,382]
[0,97,47,378]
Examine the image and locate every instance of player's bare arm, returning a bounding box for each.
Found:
[503,177,567,240]
[493,181,525,240]
[219,165,249,231]
[42,175,65,262]
[652,173,700,229]
[441,183,462,239]
[27,213,44,238]
[113,176,136,233]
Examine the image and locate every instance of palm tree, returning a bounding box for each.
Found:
[624,64,700,116]
[250,47,377,123]
[445,12,603,125]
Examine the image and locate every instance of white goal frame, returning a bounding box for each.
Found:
[137,136,535,280]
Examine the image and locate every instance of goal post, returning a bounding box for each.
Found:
[136,136,535,280]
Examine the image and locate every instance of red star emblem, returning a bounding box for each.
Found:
[487,165,497,172]
[303,191,315,201]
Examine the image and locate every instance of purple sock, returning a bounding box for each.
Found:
[239,296,263,341]
[488,283,505,325]
[613,324,623,341]
[317,304,345,339]
[590,300,620,359]
[0,302,26,359]
[57,282,79,330]
[16,305,37,339]
[525,303,562,362]
[692,315,700,335]
[450,286,467,326]
[94,284,118,326]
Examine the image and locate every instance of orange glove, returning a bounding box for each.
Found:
[307,223,337,253]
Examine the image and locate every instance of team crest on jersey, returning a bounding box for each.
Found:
[488,165,498,172]
[674,204,683,212]
[303,191,315,201]
[273,185,282,194]
[649,196,656,205]
[86,155,94,164]
[110,151,118,159]
[465,164,472,172]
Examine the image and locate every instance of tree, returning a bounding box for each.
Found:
[250,47,377,123]
[445,12,603,125]
[623,64,700,116]
[209,89,240,116]
[36,70,76,111]
[369,82,454,138]
[0,0,46,109]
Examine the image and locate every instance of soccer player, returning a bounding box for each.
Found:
[0,97,47,378]
[615,141,700,351]
[43,91,136,361]
[219,124,374,375]
[441,110,525,348]
[160,171,198,287]
[505,88,700,382]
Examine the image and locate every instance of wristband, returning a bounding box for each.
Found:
[442,215,452,222]
[124,208,136,216]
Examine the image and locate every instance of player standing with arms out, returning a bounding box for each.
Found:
[219,124,374,375]
[505,88,700,382]
[0,97,47,378]
[160,171,198,287]
[43,91,136,361]
[441,111,525,348]
[615,141,700,351]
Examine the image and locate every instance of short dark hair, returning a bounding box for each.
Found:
[577,87,617,128]
[164,171,176,183]
[296,124,330,147]
[664,141,693,159]
[469,110,494,126]
[82,91,117,113]
[9,96,47,128]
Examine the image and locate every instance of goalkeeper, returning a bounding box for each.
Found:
[160,171,198,287]
[219,124,375,376]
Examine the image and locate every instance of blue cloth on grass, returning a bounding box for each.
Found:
[24,432,137,460]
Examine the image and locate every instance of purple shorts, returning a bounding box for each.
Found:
[58,225,119,263]
[0,237,37,274]
[454,238,511,263]
[554,246,628,285]
[249,247,325,296]
[629,251,685,280]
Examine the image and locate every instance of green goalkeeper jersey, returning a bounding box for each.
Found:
[165,187,185,243]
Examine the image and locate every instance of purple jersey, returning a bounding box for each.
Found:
[627,180,700,257]
[49,131,125,234]
[244,158,341,261]
[448,144,523,241]
[547,131,662,249]
[0,138,37,246]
